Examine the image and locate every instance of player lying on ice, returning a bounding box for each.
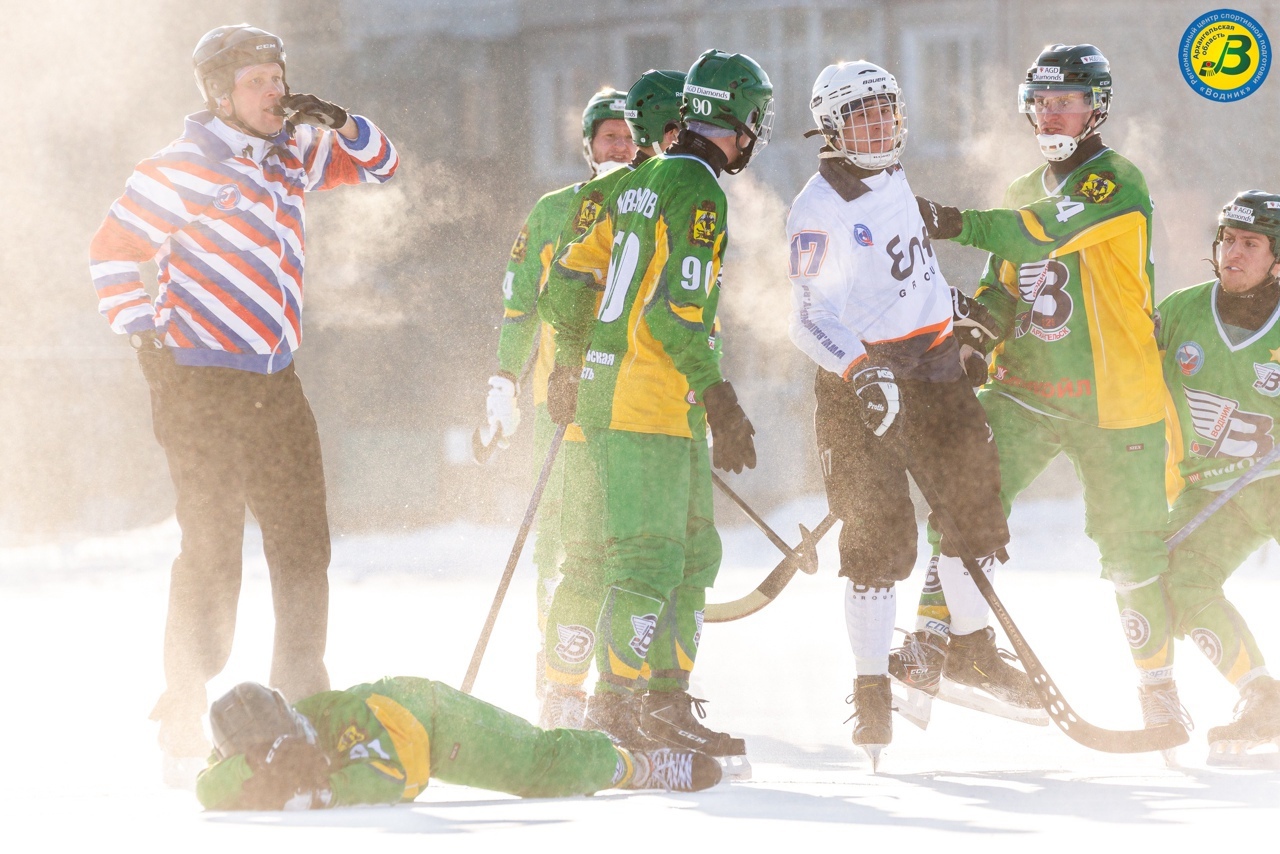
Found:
[195,677,721,810]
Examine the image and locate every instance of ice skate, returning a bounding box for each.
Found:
[1207,675,1280,768]
[584,691,663,751]
[940,627,1049,726]
[846,675,892,771]
[887,627,947,729]
[639,690,751,780]
[620,747,722,792]
[538,683,587,730]
[1138,680,1193,768]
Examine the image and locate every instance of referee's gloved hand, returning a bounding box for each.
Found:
[280,93,349,130]
[950,287,1006,353]
[702,380,757,474]
[916,196,963,240]
[848,365,901,438]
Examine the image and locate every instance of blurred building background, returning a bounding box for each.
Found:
[3,0,1279,544]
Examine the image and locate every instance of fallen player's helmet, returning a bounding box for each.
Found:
[1018,43,1111,161]
[210,682,312,759]
[1215,189,1280,261]
[625,69,686,149]
[681,49,774,172]
[581,86,629,174]
[193,24,288,110]
[809,60,907,170]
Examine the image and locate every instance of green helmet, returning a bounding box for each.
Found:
[581,87,629,173]
[1215,189,1280,260]
[625,70,686,149]
[1018,44,1112,160]
[681,49,774,171]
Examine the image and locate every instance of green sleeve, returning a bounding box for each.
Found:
[646,183,727,396]
[495,215,542,376]
[546,210,616,368]
[195,754,253,810]
[326,761,411,807]
[955,169,1151,265]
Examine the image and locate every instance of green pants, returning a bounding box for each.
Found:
[587,428,722,693]
[1164,475,1278,684]
[382,678,620,798]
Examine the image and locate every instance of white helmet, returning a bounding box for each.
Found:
[809,61,907,170]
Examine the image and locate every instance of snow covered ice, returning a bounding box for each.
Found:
[2,494,1277,851]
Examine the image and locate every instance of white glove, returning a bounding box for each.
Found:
[485,375,520,449]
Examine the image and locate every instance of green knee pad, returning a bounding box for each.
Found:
[595,586,665,692]
[645,587,707,692]
[1093,529,1169,587]
[1114,578,1174,674]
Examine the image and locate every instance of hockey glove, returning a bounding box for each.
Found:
[916,196,963,240]
[130,329,173,394]
[484,373,520,448]
[702,380,757,473]
[280,93,349,130]
[849,365,901,437]
[546,364,580,426]
[240,735,331,810]
[950,287,1007,354]
[960,345,990,387]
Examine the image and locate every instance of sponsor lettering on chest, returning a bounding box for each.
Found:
[618,187,659,218]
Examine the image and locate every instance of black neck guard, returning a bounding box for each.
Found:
[1218,277,1280,332]
[1046,133,1106,186]
[668,129,729,177]
[819,151,897,202]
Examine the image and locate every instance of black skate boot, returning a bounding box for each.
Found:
[539,683,587,730]
[941,627,1049,725]
[1207,675,1280,768]
[584,691,662,750]
[619,747,723,792]
[887,627,948,729]
[846,675,892,771]
[639,690,751,780]
[1138,680,1193,767]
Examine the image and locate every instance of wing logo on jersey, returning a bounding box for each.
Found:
[1252,362,1280,396]
[1014,259,1073,342]
[554,624,596,664]
[574,191,605,235]
[509,226,529,262]
[1184,386,1275,458]
[1176,341,1205,376]
[1075,171,1120,204]
[690,201,718,247]
[629,613,658,658]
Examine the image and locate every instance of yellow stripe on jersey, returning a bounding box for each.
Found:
[365,694,431,800]
[1071,211,1163,428]
[1018,209,1053,243]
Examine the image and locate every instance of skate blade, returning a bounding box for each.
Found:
[890,682,933,730]
[1206,736,1280,769]
[936,679,1050,726]
[162,755,206,790]
[715,754,752,781]
[858,743,887,773]
[1160,747,1181,769]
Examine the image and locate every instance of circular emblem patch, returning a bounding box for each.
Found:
[1179,9,1271,101]
[1120,608,1151,649]
[853,223,874,247]
[1177,341,1205,376]
[1191,628,1224,666]
[214,183,241,211]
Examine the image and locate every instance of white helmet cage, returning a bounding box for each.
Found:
[809,61,907,170]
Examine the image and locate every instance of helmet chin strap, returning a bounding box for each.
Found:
[1036,110,1106,162]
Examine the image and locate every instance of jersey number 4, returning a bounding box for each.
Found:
[788,231,829,277]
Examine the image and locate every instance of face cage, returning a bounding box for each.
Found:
[1019,84,1108,121]
[824,94,907,170]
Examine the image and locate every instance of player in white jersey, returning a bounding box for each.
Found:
[786,61,1033,768]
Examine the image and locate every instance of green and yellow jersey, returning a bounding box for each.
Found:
[549,153,727,439]
[961,147,1162,429]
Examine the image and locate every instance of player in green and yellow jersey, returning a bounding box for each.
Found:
[538,50,771,778]
[195,679,720,809]
[477,87,635,701]
[537,69,691,731]
[1157,190,1280,765]
[893,44,1178,735]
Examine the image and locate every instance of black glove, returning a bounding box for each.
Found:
[916,196,963,240]
[130,329,172,393]
[240,735,330,810]
[848,365,901,437]
[546,364,580,426]
[702,380,757,474]
[281,93,349,130]
[961,346,990,387]
[950,287,1006,354]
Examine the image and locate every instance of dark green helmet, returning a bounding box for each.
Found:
[1018,43,1111,121]
[581,87,629,173]
[1216,189,1280,258]
[193,24,287,110]
[210,682,310,759]
[625,69,686,149]
[681,49,774,170]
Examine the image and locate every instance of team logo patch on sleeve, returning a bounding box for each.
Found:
[337,724,367,752]
[573,191,605,235]
[690,201,718,247]
[1075,171,1119,204]
[509,225,529,263]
